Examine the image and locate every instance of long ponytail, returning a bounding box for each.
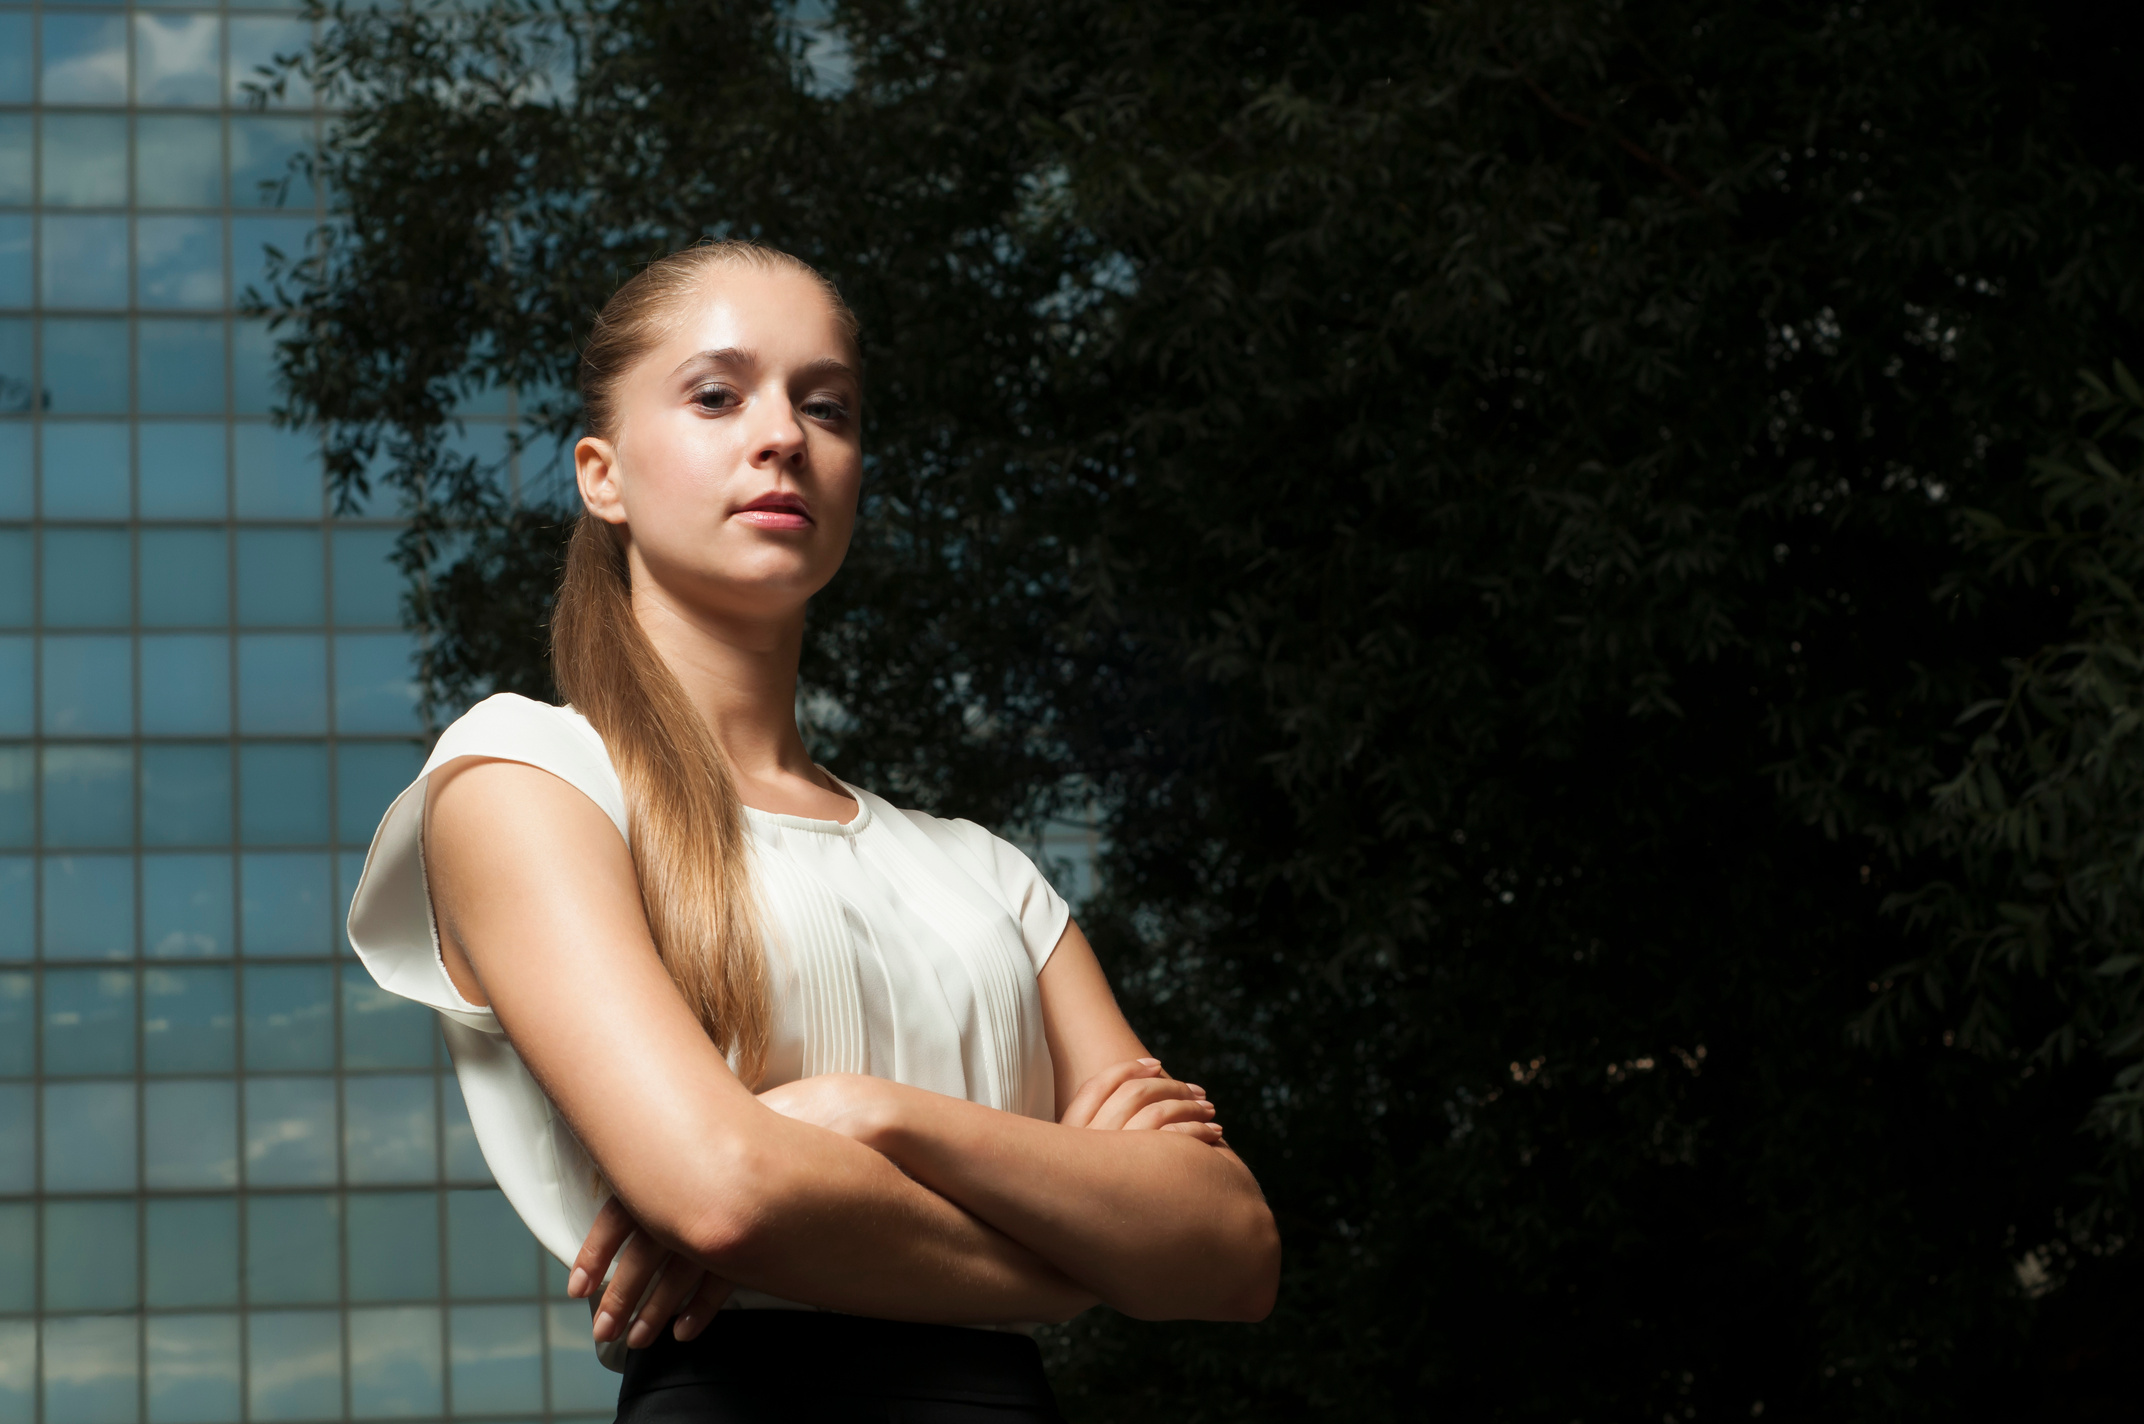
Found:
[550,240,858,1083]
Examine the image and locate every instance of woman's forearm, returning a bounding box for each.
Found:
[657,1114,1096,1325]
[861,1086,1280,1321]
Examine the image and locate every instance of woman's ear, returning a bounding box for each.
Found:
[575,435,629,525]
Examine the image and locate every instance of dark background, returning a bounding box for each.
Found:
[275,1,2144,1417]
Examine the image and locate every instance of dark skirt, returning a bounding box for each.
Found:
[613,1309,1066,1423]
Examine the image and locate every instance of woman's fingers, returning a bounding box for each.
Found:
[1124,1096,1219,1132]
[1091,1075,1205,1131]
[1059,1058,1165,1128]
[624,1256,704,1350]
[1160,1120,1226,1144]
[671,1271,737,1343]
[568,1196,637,1300]
[591,1231,670,1343]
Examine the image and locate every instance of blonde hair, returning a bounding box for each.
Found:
[551,240,859,1083]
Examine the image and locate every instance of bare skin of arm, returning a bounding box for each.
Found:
[579,907,1280,1335]
[423,755,1094,1325]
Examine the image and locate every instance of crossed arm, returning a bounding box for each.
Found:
[423,758,1280,1338]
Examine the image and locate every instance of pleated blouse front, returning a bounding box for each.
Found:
[345,694,1070,1338]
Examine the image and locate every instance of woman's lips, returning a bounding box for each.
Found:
[734,493,812,530]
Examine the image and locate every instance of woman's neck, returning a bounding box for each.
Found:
[629,580,816,785]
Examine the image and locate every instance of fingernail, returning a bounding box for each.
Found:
[627,1319,653,1349]
[567,1267,590,1298]
[673,1315,697,1341]
[593,1311,617,1341]
[1186,1084,1205,1096]
[1137,1058,1160,1066]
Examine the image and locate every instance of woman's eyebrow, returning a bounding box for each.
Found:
[669,346,755,378]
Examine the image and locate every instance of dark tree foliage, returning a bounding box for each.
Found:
[276,1,2144,1417]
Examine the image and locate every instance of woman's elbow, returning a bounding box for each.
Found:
[652,1141,786,1270]
[1217,1206,1281,1322]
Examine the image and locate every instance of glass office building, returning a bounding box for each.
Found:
[0,1,617,1418]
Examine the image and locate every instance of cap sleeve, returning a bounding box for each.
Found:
[345,694,628,1031]
[897,810,1073,973]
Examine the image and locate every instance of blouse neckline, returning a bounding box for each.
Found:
[740,772,871,836]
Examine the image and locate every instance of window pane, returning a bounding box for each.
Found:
[44,1198,138,1311]
[41,13,129,106]
[42,743,133,846]
[42,855,133,960]
[143,743,234,843]
[547,1303,617,1413]
[335,741,419,847]
[141,640,232,739]
[345,1075,437,1185]
[0,115,28,206]
[140,320,227,416]
[138,217,226,311]
[0,1204,29,1312]
[237,635,327,733]
[38,114,128,208]
[245,1194,339,1304]
[242,1076,336,1186]
[143,965,236,1072]
[147,1314,242,1424]
[228,18,312,108]
[448,1189,537,1298]
[341,963,433,1069]
[145,1197,239,1308]
[0,428,22,521]
[41,529,130,627]
[244,964,333,1071]
[135,115,223,209]
[329,528,401,625]
[0,15,28,103]
[232,216,314,309]
[0,1322,30,1424]
[41,640,133,738]
[0,1085,30,1193]
[234,425,320,516]
[348,1192,439,1303]
[0,214,26,309]
[40,423,130,521]
[140,530,229,627]
[0,973,28,1074]
[335,634,421,734]
[140,423,228,519]
[42,1080,137,1191]
[135,14,221,107]
[239,745,328,845]
[241,851,332,957]
[349,1306,443,1419]
[41,318,129,413]
[41,1315,139,1424]
[232,321,280,418]
[144,855,235,959]
[42,967,135,1075]
[0,749,31,848]
[238,530,325,626]
[0,638,29,735]
[245,1311,341,1423]
[0,858,28,960]
[229,116,314,211]
[145,1078,239,1188]
[0,531,28,624]
[41,215,130,310]
[448,1305,543,1415]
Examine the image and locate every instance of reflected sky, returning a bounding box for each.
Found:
[343,1075,436,1185]
[449,1304,545,1415]
[243,1076,335,1187]
[246,1311,342,1422]
[147,1313,243,1424]
[145,1078,239,1188]
[348,1306,443,1418]
[41,1315,138,1424]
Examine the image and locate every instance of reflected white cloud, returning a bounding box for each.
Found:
[348,1306,443,1418]
[134,15,221,108]
[42,1315,139,1424]
[147,1314,241,1424]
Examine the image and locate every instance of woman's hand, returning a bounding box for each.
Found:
[1061,1058,1224,1144]
[568,1196,733,1347]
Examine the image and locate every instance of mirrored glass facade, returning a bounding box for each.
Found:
[1,2,612,1416]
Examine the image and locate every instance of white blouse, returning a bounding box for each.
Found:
[346,693,1070,1354]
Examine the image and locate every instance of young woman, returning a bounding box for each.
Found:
[347,241,1280,1421]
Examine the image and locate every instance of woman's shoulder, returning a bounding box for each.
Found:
[427,694,626,837]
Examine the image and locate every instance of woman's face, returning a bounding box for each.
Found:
[575,265,863,627]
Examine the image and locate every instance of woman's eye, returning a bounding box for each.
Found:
[803,397,850,422]
[691,385,739,411]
